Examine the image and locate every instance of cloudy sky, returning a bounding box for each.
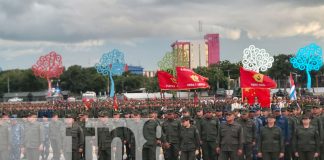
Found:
[0,0,324,71]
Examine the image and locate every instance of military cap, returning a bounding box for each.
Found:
[261,108,270,112]
[225,111,235,115]
[181,115,191,121]
[132,110,140,116]
[301,114,310,119]
[195,108,203,112]
[141,109,149,116]
[204,107,212,113]
[181,108,189,113]
[233,108,240,112]
[249,109,256,113]
[240,109,249,115]
[98,111,109,117]
[113,110,121,115]
[281,108,287,112]
[274,107,281,112]
[254,107,261,111]
[65,114,76,119]
[267,114,276,119]
[149,110,157,114]
[27,111,37,117]
[312,105,320,109]
[215,108,222,112]
[166,109,174,114]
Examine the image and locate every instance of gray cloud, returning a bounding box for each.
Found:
[3,0,323,43]
[0,0,324,70]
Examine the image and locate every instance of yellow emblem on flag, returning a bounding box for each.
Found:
[253,73,264,83]
[170,78,177,83]
[190,75,200,82]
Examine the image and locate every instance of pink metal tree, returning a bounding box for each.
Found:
[32,51,64,96]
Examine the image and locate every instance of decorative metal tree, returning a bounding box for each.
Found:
[95,49,126,97]
[32,51,64,96]
[290,43,323,89]
[242,45,274,73]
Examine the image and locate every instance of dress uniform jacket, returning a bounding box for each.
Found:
[217,122,244,151]
[200,117,219,142]
[292,125,320,153]
[258,126,284,153]
[179,125,200,151]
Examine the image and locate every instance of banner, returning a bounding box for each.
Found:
[176,67,209,90]
[242,88,271,107]
[240,67,277,88]
[113,95,118,111]
[157,71,178,90]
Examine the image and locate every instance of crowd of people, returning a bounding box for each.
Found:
[0,95,323,160]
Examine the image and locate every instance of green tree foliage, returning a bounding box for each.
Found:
[0,69,47,97]
[158,48,190,74]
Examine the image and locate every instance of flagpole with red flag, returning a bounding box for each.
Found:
[113,95,118,111]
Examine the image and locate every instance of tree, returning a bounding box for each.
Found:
[242,45,274,73]
[158,48,190,74]
[290,43,323,89]
[95,49,126,97]
[32,51,64,96]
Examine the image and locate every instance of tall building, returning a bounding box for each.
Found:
[204,34,220,64]
[125,65,144,75]
[170,33,220,69]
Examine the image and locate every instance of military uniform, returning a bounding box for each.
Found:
[0,118,10,160]
[162,111,181,160]
[49,117,64,160]
[179,116,200,160]
[79,117,95,160]
[10,117,23,160]
[292,125,320,160]
[258,126,284,160]
[23,117,44,160]
[97,111,113,160]
[41,118,50,160]
[62,117,84,160]
[200,110,219,160]
[217,121,243,160]
[143,118,161,160]
[236,113,256,160]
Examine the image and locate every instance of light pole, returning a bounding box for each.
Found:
[226,70,230,90]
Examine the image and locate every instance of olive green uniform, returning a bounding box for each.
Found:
[236,118,256,160]
[23,121,44,160]
[162,119,181,160]
[217,122,243,160]
[292,125,320,160]
[97,121,113,160]
[179,125,200,160]
[200,117,219,160]
[62,122,84,160]
[258,126,284,160]
[0,121,10,160]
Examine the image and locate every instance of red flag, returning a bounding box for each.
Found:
[176,67,209,90]
[242,88,271,108]
[157,71,178,90]
[113,95,118,111]
[240,67,277,88]
[194,91,199,106]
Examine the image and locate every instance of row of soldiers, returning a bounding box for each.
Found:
[0,100,324,160]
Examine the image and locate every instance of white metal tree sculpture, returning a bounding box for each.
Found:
[242,45,274,73]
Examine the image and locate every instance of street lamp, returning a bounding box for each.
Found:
[226,70,230,90]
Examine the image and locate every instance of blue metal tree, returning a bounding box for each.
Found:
[290,43,323,89]
[95,49,126,97]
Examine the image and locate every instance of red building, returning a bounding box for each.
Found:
[204,34,220,65]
